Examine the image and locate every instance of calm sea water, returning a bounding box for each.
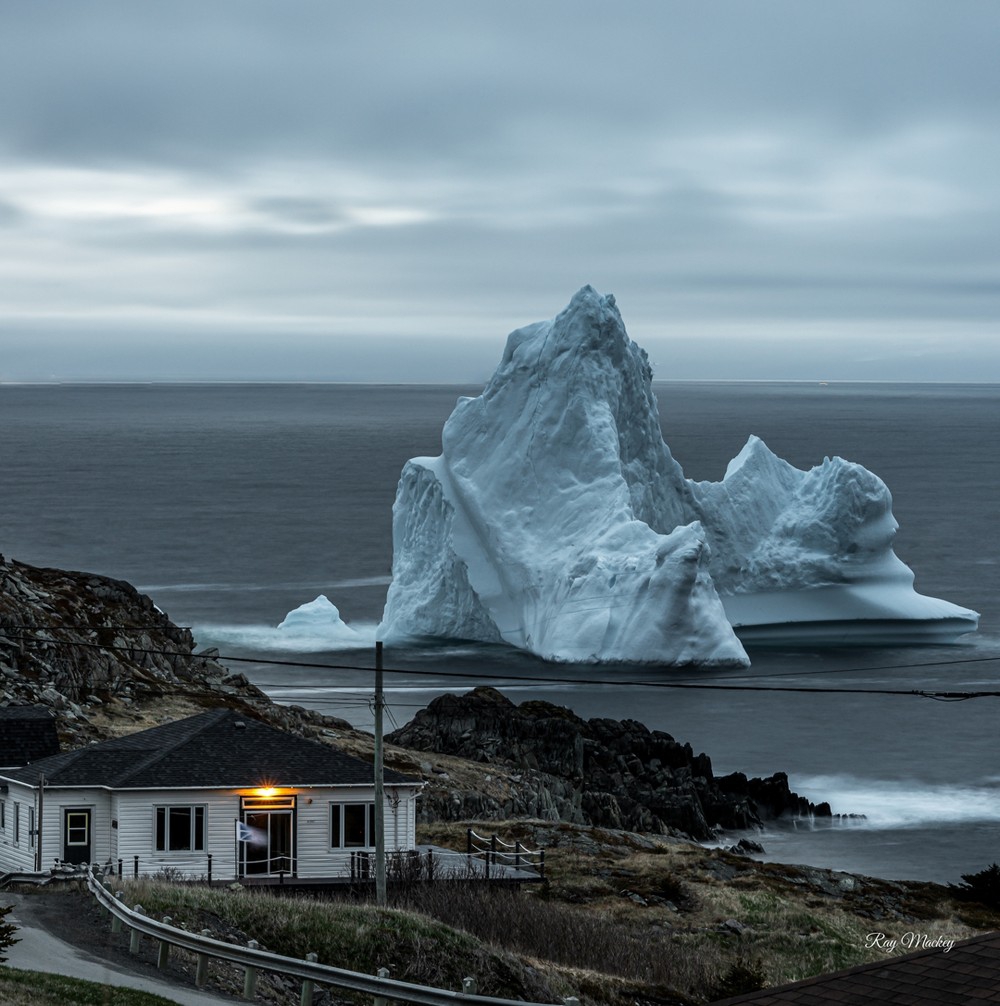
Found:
[2,381,998,884]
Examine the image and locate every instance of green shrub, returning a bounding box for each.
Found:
[0,902,19,962]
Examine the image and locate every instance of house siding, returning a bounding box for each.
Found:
[1,784,112,873]
[0,781,36,873]
[113,788,237,879]
[107,784,420,880]
[46,788,112,870]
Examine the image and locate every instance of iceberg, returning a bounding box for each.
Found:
[277,595,362,646]
[379,287,978,664]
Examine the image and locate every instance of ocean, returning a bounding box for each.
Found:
[2,381,998,885]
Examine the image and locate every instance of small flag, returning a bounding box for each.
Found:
[236,820,254,843]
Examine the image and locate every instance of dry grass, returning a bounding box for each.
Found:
[121,877,563,1003]
[414,819,1000,999]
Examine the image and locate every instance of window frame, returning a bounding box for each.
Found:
[330,801,376,849]
[154,805,207,853]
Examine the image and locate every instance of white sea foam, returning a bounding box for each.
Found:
[793,774,1000,828]
[194,616,379,653]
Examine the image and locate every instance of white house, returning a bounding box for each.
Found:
[0,708,421,881]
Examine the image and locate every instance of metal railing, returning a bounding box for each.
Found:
[87,867,571,1006]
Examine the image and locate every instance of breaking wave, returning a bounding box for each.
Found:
[793,774,1000,828]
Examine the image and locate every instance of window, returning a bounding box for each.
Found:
[13,802,19,843]
[155,806,206,852]
[330,802,376,848]
[65,811,89,846]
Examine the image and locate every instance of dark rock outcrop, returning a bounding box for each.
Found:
[387,686,828,840]
[0,553,350,747]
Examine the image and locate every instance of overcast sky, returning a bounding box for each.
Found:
[2,1,999,382]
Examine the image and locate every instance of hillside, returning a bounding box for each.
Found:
[4,553,999,1002]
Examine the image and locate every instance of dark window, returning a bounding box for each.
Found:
[344,804,367,847]
[155,806,206,852]
[332,802,376,848]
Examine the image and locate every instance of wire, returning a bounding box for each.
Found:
[5,623,998,678]
[3,629,1000,701]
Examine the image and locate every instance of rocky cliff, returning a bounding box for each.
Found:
[0,553,345,746]
[388,687,830,840]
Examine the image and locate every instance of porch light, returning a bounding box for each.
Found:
[255,787,278,797]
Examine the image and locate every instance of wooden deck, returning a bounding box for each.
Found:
[233,844,545,894]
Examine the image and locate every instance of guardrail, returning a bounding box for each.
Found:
[86,867,572,1005]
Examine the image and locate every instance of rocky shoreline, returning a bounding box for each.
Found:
[388,686,832,840]
[3,553,834,846]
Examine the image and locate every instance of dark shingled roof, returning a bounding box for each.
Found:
[0,709,416,790]
[0,705,60,767]
[712,929,1000,1005]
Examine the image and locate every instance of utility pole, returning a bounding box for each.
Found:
[373,640,386,907]
[35,772,45,873]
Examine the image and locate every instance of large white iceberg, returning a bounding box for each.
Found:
[379,287,978,664]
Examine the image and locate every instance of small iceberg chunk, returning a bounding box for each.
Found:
[278,595,362,646]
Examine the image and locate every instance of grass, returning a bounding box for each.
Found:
[0,968,179,1006]
[108,820,1000,1004]
[121,877,562,1003]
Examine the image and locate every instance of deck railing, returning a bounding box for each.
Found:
[466,829,545,880]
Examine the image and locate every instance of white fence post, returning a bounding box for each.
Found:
[300,951,319,1006]
[129,906,145,954]
[195,929,213,986]
[244,939,259,999]
[157,917,172,968]
[373,966,390,1006]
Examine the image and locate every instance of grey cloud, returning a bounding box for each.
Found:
[1,2,999,381]
[0,200,26,226]
[250,198,346,227]
[3,2,1000,172]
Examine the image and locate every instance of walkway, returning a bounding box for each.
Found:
[3,889,234,1006]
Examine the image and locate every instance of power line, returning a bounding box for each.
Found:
[6,622,998,677]
[3,630,1000,701]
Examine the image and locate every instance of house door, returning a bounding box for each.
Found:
[63,808,92,865]
[241,810,295,876]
